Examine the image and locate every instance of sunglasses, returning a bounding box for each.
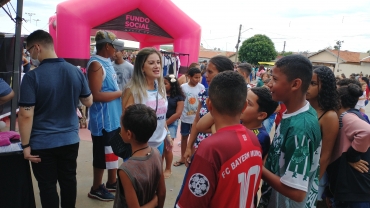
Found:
[26,45,35,54]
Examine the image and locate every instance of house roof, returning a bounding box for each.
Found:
[308,49,365,63]
[199,50,235,59]
[361,56,370,63]
[329,50,361,63]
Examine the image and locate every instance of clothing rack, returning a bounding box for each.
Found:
[160,51,189,77]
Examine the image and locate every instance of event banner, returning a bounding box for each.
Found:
[94,9,172,38]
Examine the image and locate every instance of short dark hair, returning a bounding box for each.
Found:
[188,67,201,77]
[209,71,247,116]
[122,104,157,143]
[209,55,234,73]
[250,87,279,119]
[237,63,252,76]
[26,30,54,48]
[275,55,312,93]
[338,84,363,109]
[337,78,361,88]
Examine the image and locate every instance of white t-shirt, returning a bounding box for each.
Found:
[134,89,168,148]
[180,83,205,124]
[356,91,366,108]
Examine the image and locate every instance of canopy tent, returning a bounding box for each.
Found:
[49,0,201,70]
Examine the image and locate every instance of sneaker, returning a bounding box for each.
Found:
[106,180,117,192]
[88,184,115,201]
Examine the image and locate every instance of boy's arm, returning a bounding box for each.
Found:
[196,112,213,133]
[176,154,217,207]
[119,170,158,208]
[119,170,141,208]
[156,173,166,208]
[262,167,306,202]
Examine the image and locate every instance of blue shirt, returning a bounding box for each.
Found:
[19,58,91,150]
[87,55,122,136]
[0,78,12,97]
[201,74,208,89]
[252,125,270,158]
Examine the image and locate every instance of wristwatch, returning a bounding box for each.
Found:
[21,143,30,149]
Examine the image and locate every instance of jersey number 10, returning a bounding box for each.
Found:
[238,165,261,208]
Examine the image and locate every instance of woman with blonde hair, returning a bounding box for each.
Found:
[122,47,171,155]
[87,30,122,201]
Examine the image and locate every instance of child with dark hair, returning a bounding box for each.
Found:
[259,55,321,208]
[306,66,340,205]
[337,78,370,123]
[163,75,185,178]
[236,63,253,88]
[178,63,200,86]
[197,86,278,158]
[174,67,204,166]
[241,87,278,157]
[325,84,370,208]
[114,104,166,208]
[175,71,262,208]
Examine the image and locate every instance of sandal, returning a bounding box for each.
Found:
[173,161,185,167]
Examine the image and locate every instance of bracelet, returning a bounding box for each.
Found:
[21,143,30,149]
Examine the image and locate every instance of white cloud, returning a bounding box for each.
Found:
[1,0,369,52]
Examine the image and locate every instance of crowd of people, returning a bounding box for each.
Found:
[5,29,368,208]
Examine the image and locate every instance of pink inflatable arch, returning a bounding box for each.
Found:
[50,0,201,71]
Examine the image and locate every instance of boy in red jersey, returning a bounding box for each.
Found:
[175,71,263,208]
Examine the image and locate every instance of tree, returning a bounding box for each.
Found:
[238,34,277,65]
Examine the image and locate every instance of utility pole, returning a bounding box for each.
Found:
[335,40,344,72]
[11,0,24,130]
[282,41,286,54]
[235,24,242,62]
[33,19,40,26]
[25,12,35,23]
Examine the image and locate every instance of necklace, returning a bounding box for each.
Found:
[131,146,149,157]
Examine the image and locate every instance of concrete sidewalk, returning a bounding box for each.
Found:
[31,129,187,208]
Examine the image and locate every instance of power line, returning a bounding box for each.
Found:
[203,34,237,41]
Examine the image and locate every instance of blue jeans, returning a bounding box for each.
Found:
[263,113,276,134]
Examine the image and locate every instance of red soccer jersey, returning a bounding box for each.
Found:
[176,124,262,208]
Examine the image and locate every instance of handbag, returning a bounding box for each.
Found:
[108,127,131,159]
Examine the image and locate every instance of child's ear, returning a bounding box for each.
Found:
[257,112,268,121]
[206,98,212,113]
[291,78,303,92]
[126,130,133,140]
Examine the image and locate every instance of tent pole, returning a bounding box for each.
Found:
[10,0,23,131]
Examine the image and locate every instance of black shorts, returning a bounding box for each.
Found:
[91,129,120,169]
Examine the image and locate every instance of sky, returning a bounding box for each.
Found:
[1,0,370,53]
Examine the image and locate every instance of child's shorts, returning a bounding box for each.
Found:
[167,120,178,139]
[91,128,119,169]
[180,122,192,136]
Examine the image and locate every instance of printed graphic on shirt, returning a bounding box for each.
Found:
[264,105,321,208]
[184,92,198,116]
[188,173,210,197]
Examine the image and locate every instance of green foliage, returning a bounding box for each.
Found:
[238,34,277,65]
